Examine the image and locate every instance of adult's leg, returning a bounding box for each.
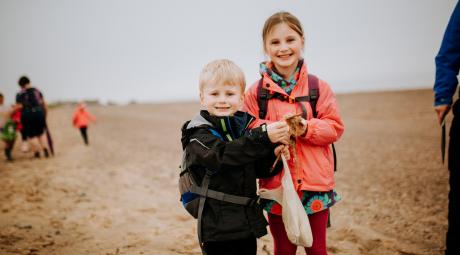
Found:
[38,132,49,157]
[267,213,297,255]
[24,111,45,157]
[204,237,257,255]
[446,100,460,255]
[304,209,329,255]
[28,136,41,158]
[36,111,48,153]
[20,129,29,152]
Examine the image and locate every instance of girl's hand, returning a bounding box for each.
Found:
[266,121,290,144]
[274,145,290,160]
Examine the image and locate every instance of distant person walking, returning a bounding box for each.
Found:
[434,2,460,254]
[72,102,96,145]
[15,76,50,158]
[0,93,16,161]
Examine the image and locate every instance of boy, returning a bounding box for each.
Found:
[181,59,290,255]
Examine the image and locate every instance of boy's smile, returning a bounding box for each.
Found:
[200,83,243,117]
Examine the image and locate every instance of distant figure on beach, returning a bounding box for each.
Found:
[0,93,16,161]
[243,12,344,255]
[72,102,96,145]
[180,59,290,255]
[434,2,460,254]
[11,107,26,153]
[15,76,50,158]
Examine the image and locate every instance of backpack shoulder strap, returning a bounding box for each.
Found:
[307,74,319,118]
[257,78,268,119]
[196,170,211,254]
[307,74,337,172]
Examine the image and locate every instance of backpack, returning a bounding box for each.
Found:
[179,139,259,218]
[256,74,337,172]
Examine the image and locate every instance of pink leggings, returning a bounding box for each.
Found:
[268,209,329,255]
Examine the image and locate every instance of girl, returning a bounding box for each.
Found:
[243,11,345,255]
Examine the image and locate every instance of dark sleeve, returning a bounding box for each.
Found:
[187,126,275,172]
[16,93,23,104]
[34,88,44,106]
[254,150,283,178]
[434,1,460,106]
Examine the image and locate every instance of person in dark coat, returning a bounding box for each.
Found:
[434,2,460,254]
[15,76,50,158]
[181,59,290,255]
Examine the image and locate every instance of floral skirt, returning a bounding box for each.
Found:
[262,190,341,215]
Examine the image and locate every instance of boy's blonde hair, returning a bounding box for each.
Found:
[199,59,246,92]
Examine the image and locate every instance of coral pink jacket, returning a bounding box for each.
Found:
[243,63,344,191]
[72,106,96,128]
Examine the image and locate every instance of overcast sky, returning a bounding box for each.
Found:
[0,0,457,104]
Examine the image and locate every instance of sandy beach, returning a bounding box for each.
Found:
[0,89,449,255]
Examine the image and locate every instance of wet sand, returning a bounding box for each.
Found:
[0,89,449,254]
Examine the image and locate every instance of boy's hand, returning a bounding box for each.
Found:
[266,121,290,144]
[274,145,290,160]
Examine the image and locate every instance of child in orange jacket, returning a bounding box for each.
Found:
[72,103,96,145]
[243,12,344,255]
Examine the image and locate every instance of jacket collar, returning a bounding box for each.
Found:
[200,110,254,138]
[181,110,255,148]
[261,61,309,96]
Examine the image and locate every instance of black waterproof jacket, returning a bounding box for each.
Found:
[181,110,282,242]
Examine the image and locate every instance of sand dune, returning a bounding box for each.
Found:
[0,89,449,254]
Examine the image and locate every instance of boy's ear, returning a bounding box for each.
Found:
[238,93,244,109]
[199,91,205,106]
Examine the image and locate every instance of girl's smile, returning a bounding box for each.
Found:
[264,22,304,79]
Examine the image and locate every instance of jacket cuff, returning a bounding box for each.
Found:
[250,123,273,146]
[434,97,453,106]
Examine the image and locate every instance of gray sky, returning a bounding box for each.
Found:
[0,0,457,104]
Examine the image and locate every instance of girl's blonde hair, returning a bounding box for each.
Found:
[199,59,246,92]
[262,11,304,50]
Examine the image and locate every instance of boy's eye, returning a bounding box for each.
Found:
[226,92,235,96]
[210,92,219,96]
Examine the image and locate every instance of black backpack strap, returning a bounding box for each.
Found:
[197,171,211,255]
[332,143,337,172]
[190,185,256,206]
[257,78,268,119]
[307,74,337,172]
[307,74,319,118]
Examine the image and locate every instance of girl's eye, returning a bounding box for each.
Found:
[270,40,280,45]
[287,38,295,42]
